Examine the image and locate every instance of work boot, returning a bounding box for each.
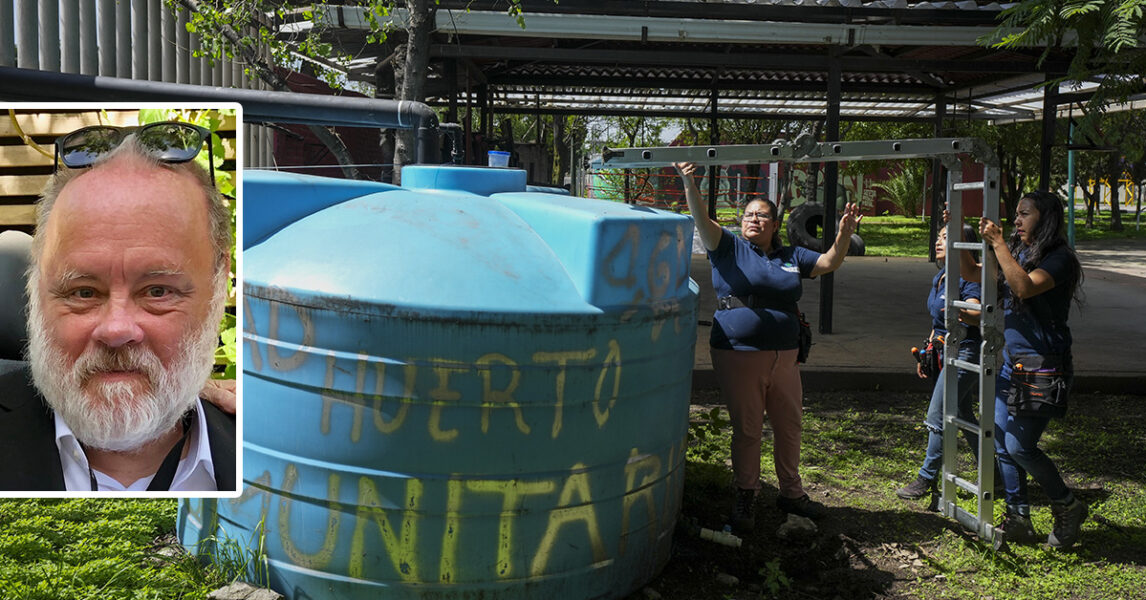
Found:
[998,507,1040,546]
[1048,498,1088,549]
[896,475,937,500]
[777,493,827,520]
[731,488,756,533]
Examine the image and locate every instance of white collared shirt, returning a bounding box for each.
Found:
[55,398,217,492]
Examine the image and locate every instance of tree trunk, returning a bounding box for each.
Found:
[1106,156,1125,232]
[1001,151,1021,224]
[1083,181,1098,228]
[1111,181,1125,231]
[803,164,820,205]
[777,164,793,223]
[393,0,435,184]
[801,121,824,204]
[996,141,1021,224]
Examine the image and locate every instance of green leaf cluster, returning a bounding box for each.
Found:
[991,1,1146,111]
[871,161,928,218]
[168,0,384,88]
[0,499,226,600]
[688,406,731,463]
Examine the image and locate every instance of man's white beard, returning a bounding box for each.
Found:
[27,271,226,452]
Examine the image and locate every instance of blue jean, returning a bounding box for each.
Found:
[918,343,981,481]
[994,363,1071,509]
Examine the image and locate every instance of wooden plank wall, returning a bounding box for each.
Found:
[0,108,237,233]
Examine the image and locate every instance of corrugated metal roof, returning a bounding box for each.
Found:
[309,2,1078,122]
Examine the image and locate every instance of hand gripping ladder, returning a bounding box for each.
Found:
[594,136,1004,544]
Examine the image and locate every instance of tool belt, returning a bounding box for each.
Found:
[716,295,812,363]
[913,336,944,380]
[1006,354,1071,418]
[716,295,764,310]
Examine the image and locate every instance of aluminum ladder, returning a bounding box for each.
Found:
[940,160,1003,546]
[594,136,1004,544]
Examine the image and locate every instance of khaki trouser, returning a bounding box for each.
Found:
[711,347,805,499]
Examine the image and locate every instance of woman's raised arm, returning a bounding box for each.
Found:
[674,162,722,252]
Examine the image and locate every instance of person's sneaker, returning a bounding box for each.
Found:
[1048,498,1088,549]
[896,475,936,500]
[731,488,756,533]
[998,509,1040,545]
[777,494,827,520]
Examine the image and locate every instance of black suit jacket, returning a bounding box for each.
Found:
[0,365,236,492]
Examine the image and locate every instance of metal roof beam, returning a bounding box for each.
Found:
[429,44,1063,74]
[425,76,935,96]
[465,86,934,103]
[435,0,1006,26]
[325,8,1019,47]
[433,92,937,111]
[419,101,966,122]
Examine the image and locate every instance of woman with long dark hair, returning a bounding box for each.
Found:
[964,190,1086,548]
[896,223,982,501]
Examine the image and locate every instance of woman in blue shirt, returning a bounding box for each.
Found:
[896,224,982,501]
[963,190,1085,548]
[675,162,862,532]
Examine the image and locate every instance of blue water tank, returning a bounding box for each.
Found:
[180,166,698,599]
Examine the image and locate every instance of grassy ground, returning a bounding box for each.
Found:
[857,217,932,257]
[0,499,228,599]
[858,213,1146,257]
[634,388,1146,600]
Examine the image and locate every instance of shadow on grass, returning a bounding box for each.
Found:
[1040,393,1146,488]
[661,388,1146,598]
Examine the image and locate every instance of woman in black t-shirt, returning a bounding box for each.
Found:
[964,190,1085,549]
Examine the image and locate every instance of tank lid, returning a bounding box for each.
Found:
[402,165,526,196]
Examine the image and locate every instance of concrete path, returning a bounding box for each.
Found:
[690,237,1146,393]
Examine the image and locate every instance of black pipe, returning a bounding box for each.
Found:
[0,66,440,162]
[438,123,465,165]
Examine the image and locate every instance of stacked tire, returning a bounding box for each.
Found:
[785,202,864,256]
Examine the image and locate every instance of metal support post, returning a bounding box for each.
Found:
[821,55,841,334]
[708,85,720,220]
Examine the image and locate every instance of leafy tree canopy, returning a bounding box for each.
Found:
[990,1,1146,111]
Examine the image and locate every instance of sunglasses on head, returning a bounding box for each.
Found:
[54,121,215,182]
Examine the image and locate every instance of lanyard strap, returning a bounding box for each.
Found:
[88,410,194,492]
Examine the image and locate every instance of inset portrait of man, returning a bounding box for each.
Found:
[0,107,239,494]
